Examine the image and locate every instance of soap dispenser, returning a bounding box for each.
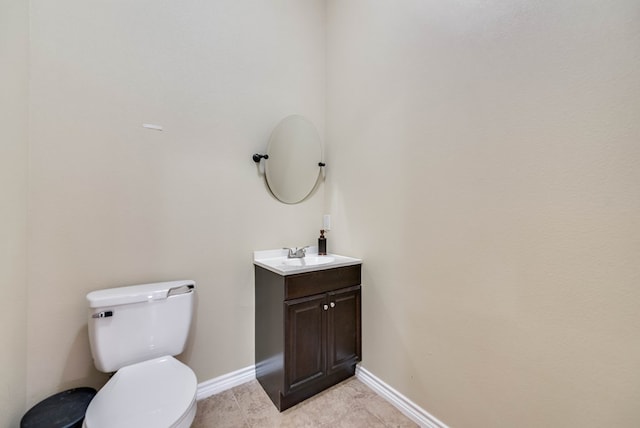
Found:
[318,230,327,255]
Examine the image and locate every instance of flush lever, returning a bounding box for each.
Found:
[92,310,113,319]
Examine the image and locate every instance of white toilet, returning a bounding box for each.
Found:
[83,280,198,428]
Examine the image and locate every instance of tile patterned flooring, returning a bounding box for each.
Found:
[193,377,418,428]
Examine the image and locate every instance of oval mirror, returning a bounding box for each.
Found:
[264,115,323,204]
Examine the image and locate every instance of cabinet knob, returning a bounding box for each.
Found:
[330,302,336,308]
[323,304,329,311]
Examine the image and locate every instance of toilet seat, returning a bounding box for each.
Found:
[84,356,197,428]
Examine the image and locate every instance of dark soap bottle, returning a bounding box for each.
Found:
[318,230,327,255]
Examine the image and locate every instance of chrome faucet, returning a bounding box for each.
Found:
[284,246,309,259]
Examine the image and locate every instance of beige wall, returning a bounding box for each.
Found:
[9,1,640,426]
[26,0,325,408]
[0,0,29,424]
[326,1,640,427]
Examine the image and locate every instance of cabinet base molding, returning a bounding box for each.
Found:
[355,365,448,428]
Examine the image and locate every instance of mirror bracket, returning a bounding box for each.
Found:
[252,153,269,163]
[253,154,325,168]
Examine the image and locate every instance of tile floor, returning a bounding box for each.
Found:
[192,377,418,428]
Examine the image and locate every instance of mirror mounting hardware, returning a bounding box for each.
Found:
[253,154,325,168]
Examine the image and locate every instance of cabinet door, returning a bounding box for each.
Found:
[326,285,361,374]
[284,293,326,394]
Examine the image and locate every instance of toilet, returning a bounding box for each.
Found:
[83,280,198,428]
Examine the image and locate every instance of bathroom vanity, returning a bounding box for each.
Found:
[254,250,362,411]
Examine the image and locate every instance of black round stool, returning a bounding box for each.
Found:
[21,387,96,428]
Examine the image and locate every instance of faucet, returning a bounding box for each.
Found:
[284,246,309,259]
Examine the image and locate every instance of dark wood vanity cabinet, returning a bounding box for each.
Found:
[255,264,362,411]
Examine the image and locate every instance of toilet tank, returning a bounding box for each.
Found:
[87,280,196,373]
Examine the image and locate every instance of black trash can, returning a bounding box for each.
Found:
[21,387,96,428]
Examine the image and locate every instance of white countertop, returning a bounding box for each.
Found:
[254,248,362,276]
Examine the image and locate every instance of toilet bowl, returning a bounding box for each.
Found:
[83,357,197,428]
[84,280,198,428]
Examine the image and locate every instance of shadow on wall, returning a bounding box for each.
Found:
[60,325,110,394]
[178,289,199,367]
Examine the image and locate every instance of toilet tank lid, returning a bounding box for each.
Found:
[87,280,196,308]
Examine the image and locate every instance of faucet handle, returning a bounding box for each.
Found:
[283,246,308,258]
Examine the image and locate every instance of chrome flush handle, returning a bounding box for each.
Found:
[92,310,113,319]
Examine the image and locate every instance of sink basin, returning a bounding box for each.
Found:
[282,256,335,267]
[254,249,361,276]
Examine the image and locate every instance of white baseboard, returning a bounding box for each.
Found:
[196,365,256,401]
[196,364,447,428]
[356,365,448,428]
